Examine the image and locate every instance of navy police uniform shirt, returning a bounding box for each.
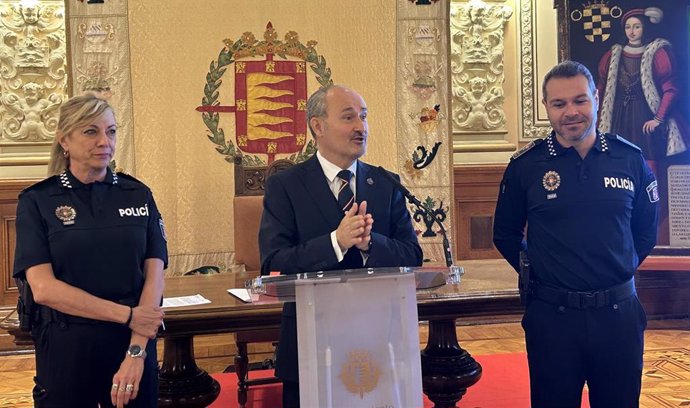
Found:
[13,168,168,304]
[493,132,658,291]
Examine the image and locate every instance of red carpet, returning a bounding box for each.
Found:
[209,352,591,408]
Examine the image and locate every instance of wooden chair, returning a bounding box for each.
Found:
[232,156,293,407]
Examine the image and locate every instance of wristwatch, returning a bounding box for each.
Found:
[127,344,147,359]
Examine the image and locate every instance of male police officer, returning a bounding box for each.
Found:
[493,61,658,408]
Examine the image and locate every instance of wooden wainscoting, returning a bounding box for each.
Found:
[453,164,506,260]
[0,180,33,308]
[637,257,690,319]
[0,180,35,351]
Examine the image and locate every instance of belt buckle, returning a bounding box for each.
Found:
[580,292,597,308]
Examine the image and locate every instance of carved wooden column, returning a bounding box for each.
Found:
[421,318,482,408]
[158,335,220,408]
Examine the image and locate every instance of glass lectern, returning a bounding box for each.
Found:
[247,266,462,408]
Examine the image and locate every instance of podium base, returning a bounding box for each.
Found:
[158,336,221,408]
[421,318,483,408]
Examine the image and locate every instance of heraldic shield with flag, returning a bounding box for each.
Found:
[234,58,307,163]
[198,23,331,166]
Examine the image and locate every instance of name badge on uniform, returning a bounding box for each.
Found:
[55,206,77,225]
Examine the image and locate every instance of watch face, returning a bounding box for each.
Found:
[128,344,143,356]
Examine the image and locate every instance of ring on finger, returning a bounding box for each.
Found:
[111,384,119,391]
[125,384,134,392]
[119,386,126,392]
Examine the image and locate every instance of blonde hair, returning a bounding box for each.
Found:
[47,93,114,176]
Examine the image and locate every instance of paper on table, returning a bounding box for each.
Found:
[227,288,258,303]
[162,294,211,308]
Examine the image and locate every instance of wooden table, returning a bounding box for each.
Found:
[159,260,521,408]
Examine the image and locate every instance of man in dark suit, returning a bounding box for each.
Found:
[259,84,423,408]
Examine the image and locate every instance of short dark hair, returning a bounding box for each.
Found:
[542,60,596,99]
[306,85,335,138]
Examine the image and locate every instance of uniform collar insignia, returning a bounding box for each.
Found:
[546,132,608,157]
[593,132,609,153]
[58,171,73,189]
[105,168,118,184]
[545,133,566,157]
[58,168,118,189]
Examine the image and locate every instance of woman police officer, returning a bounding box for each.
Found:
[13,93,168,407]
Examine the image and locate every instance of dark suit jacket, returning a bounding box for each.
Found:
[258,154,423,382]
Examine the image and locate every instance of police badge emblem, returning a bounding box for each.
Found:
[55,206,77,225]
[542,171,561,191]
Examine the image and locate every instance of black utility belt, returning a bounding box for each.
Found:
[530,278,635,309]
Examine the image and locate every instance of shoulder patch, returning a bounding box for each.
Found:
[511,139,543,160]
[605,133,641,152]
[116,172,144,184]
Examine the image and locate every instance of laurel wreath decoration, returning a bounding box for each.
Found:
[200,24,333,166]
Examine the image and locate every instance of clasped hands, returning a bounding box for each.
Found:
[127,305,164,339]
[336,201,374,253]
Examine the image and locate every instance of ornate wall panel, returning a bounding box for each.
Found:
[450,0,512,133]
[397,0,455,264]
[518,0,557,140]
[0,1,67,176]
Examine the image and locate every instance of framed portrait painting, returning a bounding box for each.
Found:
[555,0,690,250]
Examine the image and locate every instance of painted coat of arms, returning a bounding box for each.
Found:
[196,22,332,165]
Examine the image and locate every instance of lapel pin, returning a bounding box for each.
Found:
[367,177,374,185]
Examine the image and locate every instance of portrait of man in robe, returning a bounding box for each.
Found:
[555,0,690,248]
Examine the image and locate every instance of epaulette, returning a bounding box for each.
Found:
[116,172,144,184]
[604,133,641,152]
[21,175,58,194]
[511,139,543,160]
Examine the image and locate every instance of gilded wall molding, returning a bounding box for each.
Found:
[0,1,67,144]
[518,0,551,140]
[449,0,512,133]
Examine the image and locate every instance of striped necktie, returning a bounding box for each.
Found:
[337,170,355,212]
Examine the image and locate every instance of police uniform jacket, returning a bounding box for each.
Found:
[13,168,168,306]
[493,132,658,291]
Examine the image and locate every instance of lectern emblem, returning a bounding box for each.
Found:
[339,349,381,399]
